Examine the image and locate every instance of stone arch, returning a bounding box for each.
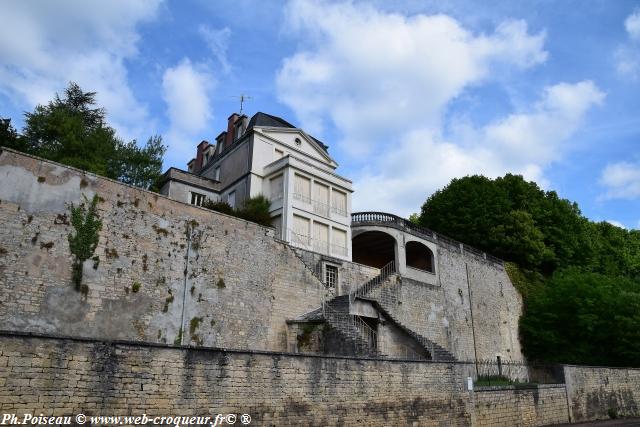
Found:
[405,241,434,273]
[352,230,397,269]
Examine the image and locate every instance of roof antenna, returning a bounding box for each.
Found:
[233,94,252,115]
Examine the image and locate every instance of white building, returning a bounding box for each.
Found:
[159,112,353,261]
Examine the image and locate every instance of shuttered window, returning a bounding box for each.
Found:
[313,222,329,254]
[294,174,311,200]
[331,228,347,256]
[331,190,347,216]
[270,175,283,200]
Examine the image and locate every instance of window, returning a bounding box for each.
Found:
[228,191,236,209]
[292,214,310,246]
[325,265,338,290]
[190,192,206,207]
[270,175,284,201]
[293,173,311,203]
[331,189,347,216]
[331,227,347,256]
[313,182,329,217]
[234,123,243,141]
[313,221,329,254]
[214,167,220,181]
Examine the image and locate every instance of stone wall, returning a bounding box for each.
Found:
[564,365,640,422]
[0,148,324,352]
[0,333,472,426]
[473,385,569,427]
[438,245,524,362]
[292,247,379,295]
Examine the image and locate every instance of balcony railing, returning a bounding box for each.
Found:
[293,193,346,218]
[287,229,347,258]
[351,211,505,266]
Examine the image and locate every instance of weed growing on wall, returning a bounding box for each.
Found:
[68,194,102,295]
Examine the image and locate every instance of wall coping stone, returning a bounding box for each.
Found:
[0,329,470,366]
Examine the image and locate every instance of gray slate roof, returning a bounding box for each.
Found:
[248,112,329,153]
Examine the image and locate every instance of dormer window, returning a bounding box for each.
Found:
[234,122,244,141]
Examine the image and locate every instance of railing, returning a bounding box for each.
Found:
[462,359,565,386]
[349,260,396,306]
[293,193,347,218]
[323,303,379,355]
[331,205,347,217]
[352,211,504,266]
[287,228,348,259]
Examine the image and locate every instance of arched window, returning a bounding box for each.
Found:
[352,231,396,269]
[405,241,434,273]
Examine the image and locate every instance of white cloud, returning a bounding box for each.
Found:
[162,59,215,160]
[0,0,161,141]
[277,0,547,154]
[199,25,232,74]
[277,0,602,216]
[599,161,640,200]
[625,9,640,41]
[616,9,640,79]
[354,81,604,214]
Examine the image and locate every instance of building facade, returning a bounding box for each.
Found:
[159,112,353,260]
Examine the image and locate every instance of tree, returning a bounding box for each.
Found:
[0,118,25,151]
[417,174,591,272]
[10,82,166,189]
[520,268,640,366]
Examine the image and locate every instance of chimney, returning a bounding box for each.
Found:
[193,140,210,174]
[224,113,239,149]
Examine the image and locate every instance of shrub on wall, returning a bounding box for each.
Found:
[67,194,102,295]
[202,196,272,227]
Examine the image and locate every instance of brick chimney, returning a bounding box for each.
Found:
[193,140,210,174]
[224,113,239,149]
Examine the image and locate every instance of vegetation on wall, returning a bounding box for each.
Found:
[68,194,103,295]
[203,195,272,227]
[417,173,640,366]
[0,82,166,190]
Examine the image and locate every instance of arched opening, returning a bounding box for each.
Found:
[352,231,396,269]
[406,241,434,273]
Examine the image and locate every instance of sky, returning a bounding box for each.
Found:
[1,0,639,229]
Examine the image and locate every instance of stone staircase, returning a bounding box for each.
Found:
[322,295,379,357]
[366,297,456,362]
[293,258,456,361]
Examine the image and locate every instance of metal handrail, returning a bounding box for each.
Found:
[323,303,379,354]
[349,260,396,306]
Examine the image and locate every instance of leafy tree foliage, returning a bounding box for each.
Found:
[203,195,272,227]
[202,199,235,215]
[520,268,640,366]
[417,174,629,275]
[419,173,640,366]
[3,83,166,189]
[68,195,103,295]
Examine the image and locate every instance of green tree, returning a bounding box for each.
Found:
[0,118,25,151]
[417,174,591,272]
[11,82,166,189]
[520,268,640,366]
[236,195,272,226]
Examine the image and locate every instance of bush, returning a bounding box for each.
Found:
[519,268,640,366]
[202,195,272,227]
[202,199,234,215]
[236,195,272,226]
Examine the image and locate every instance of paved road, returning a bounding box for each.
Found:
[552,419,640,426]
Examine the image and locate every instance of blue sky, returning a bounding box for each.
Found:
[1,0,639,228]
